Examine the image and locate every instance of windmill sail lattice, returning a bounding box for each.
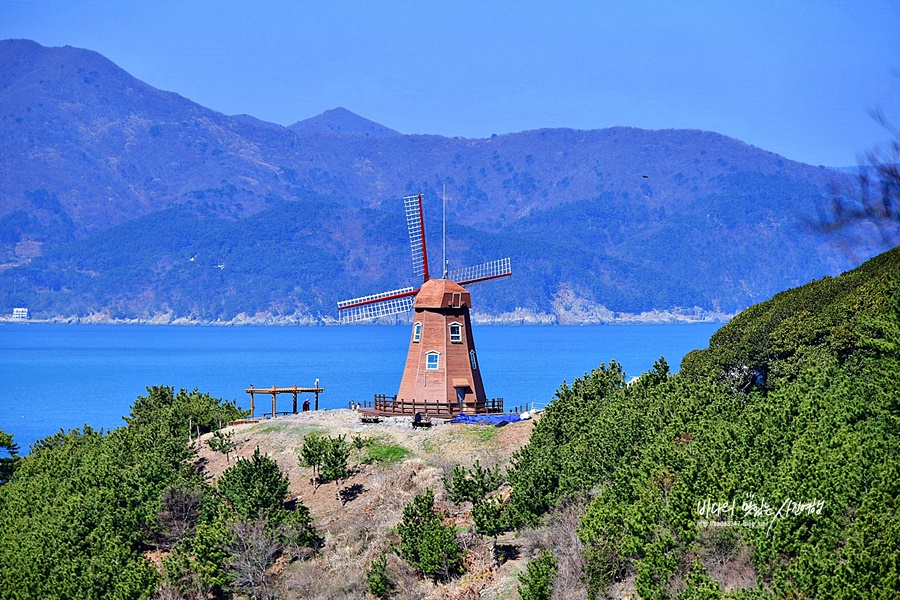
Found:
[337,193,510,324]
[449,258,512,287]
[404,194,429,281]
[336,287,416,323]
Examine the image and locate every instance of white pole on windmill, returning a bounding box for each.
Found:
[442,182,448,278]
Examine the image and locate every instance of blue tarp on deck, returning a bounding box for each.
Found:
[450,413,522,426]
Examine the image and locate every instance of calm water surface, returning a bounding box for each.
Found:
[0,323,720,451]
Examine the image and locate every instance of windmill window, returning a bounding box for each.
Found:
[470,350,478,371]
[413,322,422,342]
[426,351,440,370]
[449,322,462,343]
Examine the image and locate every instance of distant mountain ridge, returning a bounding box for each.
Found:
[0,40,879,323]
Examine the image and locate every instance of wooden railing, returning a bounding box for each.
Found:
[371,394,456,417]
[362,394,506,416]
[483,397,504,413]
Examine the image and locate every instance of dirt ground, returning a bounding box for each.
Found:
[197,409,534,517]
[195,409,539,599]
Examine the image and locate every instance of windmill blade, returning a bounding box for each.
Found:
[450,258,512,286]
[404,194,430,282]
[337,286,417,323]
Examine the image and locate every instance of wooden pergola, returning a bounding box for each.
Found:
[245,381,324,418]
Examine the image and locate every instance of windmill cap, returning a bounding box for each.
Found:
[414,279,471,309]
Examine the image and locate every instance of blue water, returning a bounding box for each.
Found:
[0,323,720,452]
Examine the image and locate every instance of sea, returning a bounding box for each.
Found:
[0,323,721,453]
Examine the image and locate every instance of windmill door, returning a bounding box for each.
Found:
[456,387,465,410]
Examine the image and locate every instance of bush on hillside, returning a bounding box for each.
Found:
[518,549,557,600]
[397,489,463,582]
[217,447,289,523]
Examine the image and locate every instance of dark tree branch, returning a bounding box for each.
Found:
[816,109,900,248]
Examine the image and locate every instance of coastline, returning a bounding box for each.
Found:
[0,305,733,327]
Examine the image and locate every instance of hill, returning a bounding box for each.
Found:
[194,410,536,598]
[0,39,882,323]
[505,246,900,597]
[1,247,897,599]
[0,387,541,600]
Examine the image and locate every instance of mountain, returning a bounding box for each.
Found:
[288,107,400,137]
[0,40,882,323]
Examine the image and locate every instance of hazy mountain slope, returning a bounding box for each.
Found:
[0,39,292,245]
[0,40,877,322]
[9,198,411,321]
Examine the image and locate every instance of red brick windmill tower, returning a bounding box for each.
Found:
[338,194,511,415]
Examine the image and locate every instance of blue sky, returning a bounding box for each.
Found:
[2,0,898,167]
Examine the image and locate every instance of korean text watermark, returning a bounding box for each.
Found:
[696,493,824,535]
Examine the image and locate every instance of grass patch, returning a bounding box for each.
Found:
[462,425,498,444]
[246,422,289,435]
[352,434,412,465]
[295,425,326,438]
[364,442,412,465]
[246,422,324,437]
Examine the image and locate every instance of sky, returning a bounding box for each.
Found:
[1,0,899,167]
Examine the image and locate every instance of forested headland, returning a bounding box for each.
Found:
[502,246,900,598]
[0,246,897,599]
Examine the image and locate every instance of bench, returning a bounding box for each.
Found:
[360,415,382,424]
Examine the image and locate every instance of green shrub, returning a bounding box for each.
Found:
[207,429,238,463]
[397,489,463,581]
[163,515,231,599]
[318,434,350,484]
[680,558,723,600]
[366,551,396,599]
[0,430,18,485]
[299,433,351,484]
[298,432,326,480]
[217,447,288,522]
[281,502,320,553]
[443,460,504,505]
[473,496,507,541]
[518,549,557,600]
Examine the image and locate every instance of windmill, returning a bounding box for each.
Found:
[337,193,511,415]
